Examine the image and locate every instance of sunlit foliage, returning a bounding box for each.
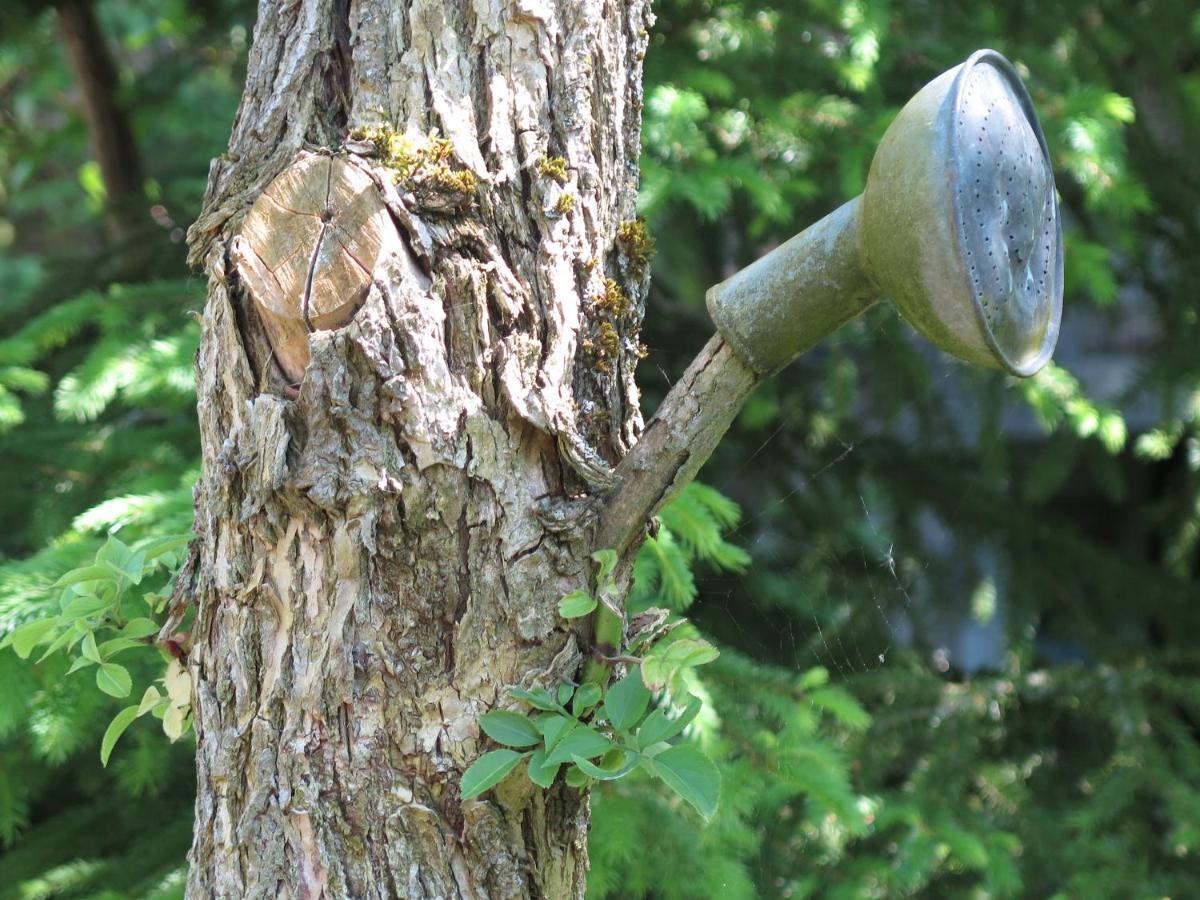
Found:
[1,0,1199,897]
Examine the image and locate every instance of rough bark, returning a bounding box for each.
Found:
[56,0,146,244]
[184,0,652,897]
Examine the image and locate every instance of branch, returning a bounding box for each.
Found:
[595,333,760,558]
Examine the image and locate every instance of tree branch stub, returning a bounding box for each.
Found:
[230,151,410,384]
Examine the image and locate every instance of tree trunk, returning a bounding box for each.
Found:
[56,0,146,245]
[184,0,652,896]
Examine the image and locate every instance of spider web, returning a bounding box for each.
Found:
[642,330,992,684]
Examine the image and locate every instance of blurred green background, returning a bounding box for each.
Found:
[1,0,1198,897]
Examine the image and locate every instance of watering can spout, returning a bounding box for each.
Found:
[705,197,876,375]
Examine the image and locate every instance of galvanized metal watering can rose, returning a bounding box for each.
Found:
[706,49,1063,377]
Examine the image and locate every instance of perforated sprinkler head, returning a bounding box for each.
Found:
[706,49,1063,377]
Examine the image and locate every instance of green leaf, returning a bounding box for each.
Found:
[683,482,742,529]
[460,749,528,799]
[137,686,163,715]
[97,637,146,659]
[656,486,751,574]
[80,631,102,664]
[658,490,722,557]
[79,160,106,208]
[641,744,720,819]
[666,639,719,668]
[545,726,614,766]
[126,551,148,584]
[96,662,133,698]
[557,683,575,705]
[137,534,193,562]
[9,619,58,659]
[119,617,160,640]
[641,532,696,610]
[592,548,618,585]
[602,669,651,732]
[937,820,989,869]
[147,590,169,614]
[509,687,564,712]
[100,705,140,767]
[479,710,542,748]
[0,364,49,394]
[59,593,110,620]
[67,655,97,674]
[798,667,830,690]
[96,534,132,566]
[642,657,676,693]
[558,590,597,619]
[637,695,702,747]
[37,625,80,662]
[97,536,145,584]
[809,687,871,731]
[538,714,577,753]
[571,683,602,717]
[53,564,117,589]
[642,638,719,691]
[526,747,561,789]
[572,751,640,781]
[564,765,590,788]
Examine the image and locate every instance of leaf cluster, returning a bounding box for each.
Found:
[463,665,721,820]
[2,533,193,765]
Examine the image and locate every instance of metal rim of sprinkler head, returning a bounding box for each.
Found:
[706,49,1063,379]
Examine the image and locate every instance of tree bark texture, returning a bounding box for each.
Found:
[185,0,653,897]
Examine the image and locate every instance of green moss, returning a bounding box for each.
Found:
[426,161,478,196]
[348,123,414,173]
[538,156,569,184]
[593,278,631,319]
[581,275,637,374]
[598,321,620,358]
[554,193,576,214]
[617,218,656,270]
[583,320,622,373]
[347,124,477,202]
[586,407,612,425]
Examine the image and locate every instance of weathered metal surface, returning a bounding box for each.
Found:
[953,54,1061,373]
[707,49,1062,378]
[701,198,875,375]
[231,152,401,382]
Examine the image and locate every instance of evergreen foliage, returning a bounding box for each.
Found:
[2,0,1198,897]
